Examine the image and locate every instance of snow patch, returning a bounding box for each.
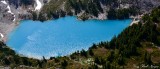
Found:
[13,15,16,21]
[7,5,14,14]
[1,0,7,4]
[35,0,42,11]
[0,33,4,38]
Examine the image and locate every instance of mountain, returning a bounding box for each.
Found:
[0,6,160,69]
[0,0,160,68]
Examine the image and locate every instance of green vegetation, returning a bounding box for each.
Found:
[0,42,39,68]
[107,7,138,20]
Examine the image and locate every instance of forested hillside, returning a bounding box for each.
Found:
[35,0,160,21]
[0,6,160,69]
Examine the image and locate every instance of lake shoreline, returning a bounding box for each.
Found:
[2,15,136,43]
[6,16,132,59]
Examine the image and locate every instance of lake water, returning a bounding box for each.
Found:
[6,16,132,59]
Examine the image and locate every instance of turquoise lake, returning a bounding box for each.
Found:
[6,16,132,59]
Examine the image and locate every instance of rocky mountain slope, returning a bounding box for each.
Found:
[0,0,160,40]
[38,0,160,21]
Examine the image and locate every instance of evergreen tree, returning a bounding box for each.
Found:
[89,49,94,56]
[107,51,114,62]
[103,61,111,69]
[144,52,152,65]
[80,49,87,57]
[32,11,37,21]
[3,58,10,65]
[61,60,68,68]
[20,0,34,5]
[117,54,125,65]
[38,13,46,22]
[94,57,101,65]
